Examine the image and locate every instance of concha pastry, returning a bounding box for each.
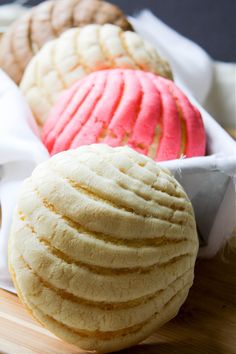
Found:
[20,24,173,125]
[9,144,198,353]
[42,69,206,161]
[0,0,133,84]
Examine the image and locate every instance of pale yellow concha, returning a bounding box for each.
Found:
[9,144,198,353]
[20,24,173,126]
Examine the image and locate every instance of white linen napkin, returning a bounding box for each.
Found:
[129,11,213,105]
[0,10,235,292]
[131,11,236,133]
[204,62,236,133]
[0,70,49,291]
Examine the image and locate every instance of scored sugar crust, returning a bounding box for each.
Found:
[9,144,199,353]
[20,24,173,126]
[0,0,133,84]
[42,69,206,161]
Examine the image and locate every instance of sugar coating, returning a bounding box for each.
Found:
[9,144,198,353]
[42,69,205,161]
[20,24,172,125]
[0,0,133,84]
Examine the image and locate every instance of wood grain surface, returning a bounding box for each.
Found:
[0,246,235,354]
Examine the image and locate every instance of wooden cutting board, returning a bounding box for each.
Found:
[0,246,236,354]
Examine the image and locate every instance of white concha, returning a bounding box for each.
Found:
[9,144,198,353]
[20,24,173,126]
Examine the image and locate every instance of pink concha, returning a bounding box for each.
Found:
[42,69,206,161]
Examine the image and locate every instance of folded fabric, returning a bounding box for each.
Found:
[130,11,213,105]
[0,70,49,291]
[204,62,236,134]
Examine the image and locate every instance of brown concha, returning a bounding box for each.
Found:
[0,0,133,84]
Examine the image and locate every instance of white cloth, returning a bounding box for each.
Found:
[0,9,236,292]
[0,71,49,291]
[204,62,236,133]
[131,11,236,133]
[130,11,213,105]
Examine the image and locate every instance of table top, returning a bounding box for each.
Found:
[0,246,236,354]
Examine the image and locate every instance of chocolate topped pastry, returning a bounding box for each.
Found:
[0,0,133,84]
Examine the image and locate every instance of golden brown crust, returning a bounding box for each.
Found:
[0,0,133,84]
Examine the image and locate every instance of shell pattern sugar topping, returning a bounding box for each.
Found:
[0,0,133,84]
[9,144,198,353]
[20,24,172,125]
[42,69,205,161]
